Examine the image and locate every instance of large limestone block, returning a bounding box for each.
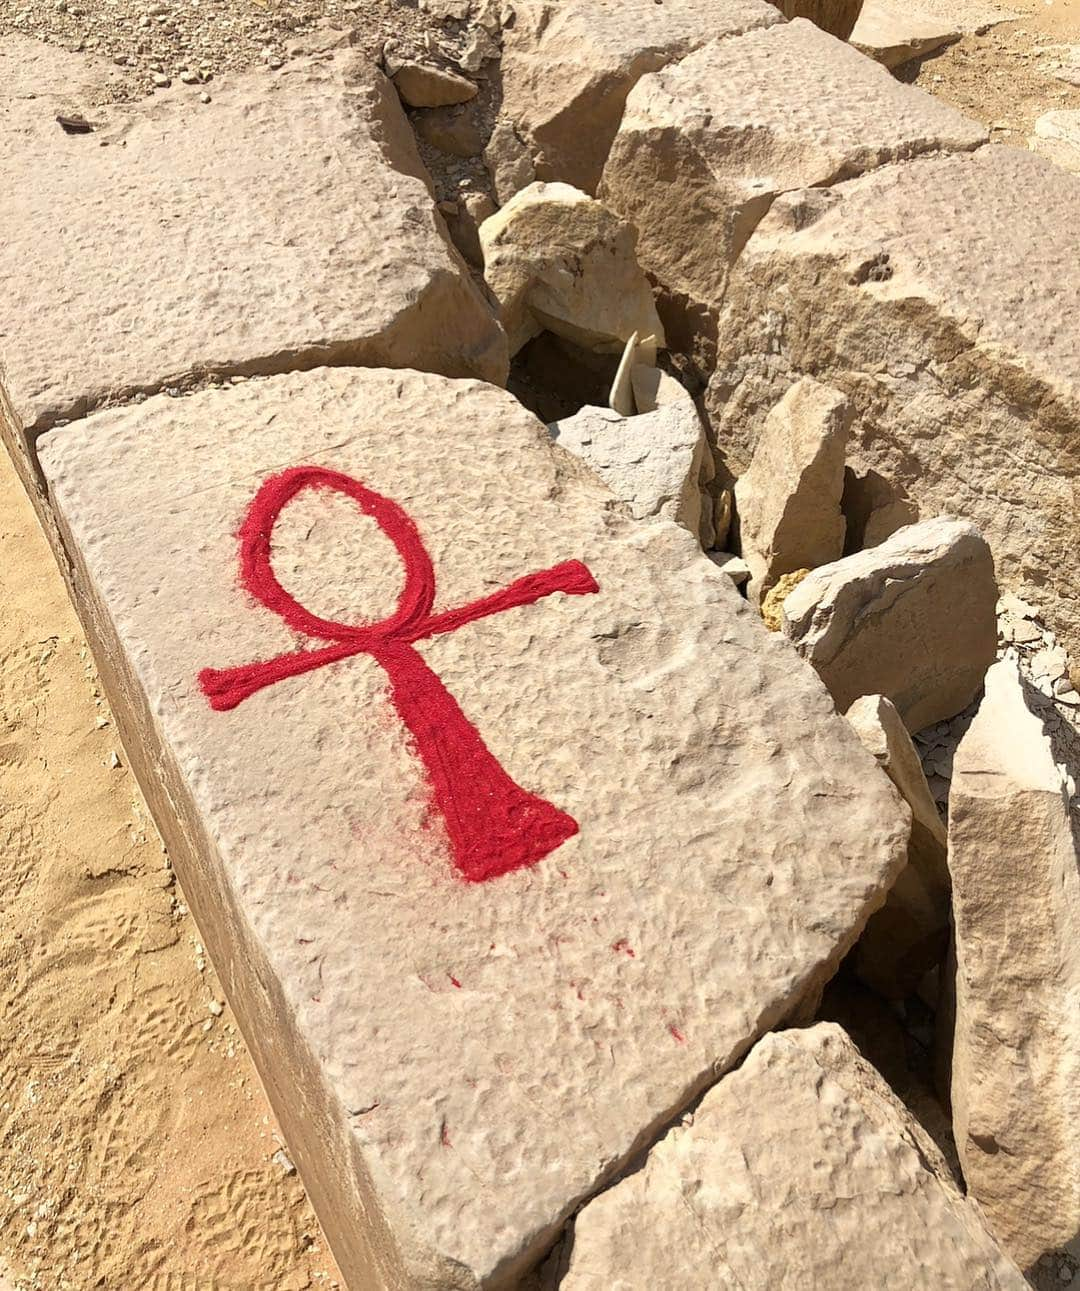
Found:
[710,146,1080,669]
[555,1023,1027,1290]
[498,0,781,196]
[38,367,908,1290]
[479,183,664,358]
[1029,109,1080,176]
[767,0,864,38]
[735,377,850,603]
[851,0,961,67]
[948,660,1080,1267]
[598,20,986,346]
[782,517,997,731]
[0,36,506,491]
[846,694,949,999]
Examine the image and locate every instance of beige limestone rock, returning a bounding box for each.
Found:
[393,62,478,107]
[1029,109,1080,176]
[710,553,751,587]
[948,660,1080,1267]
[711,146,1080,667]
[761,568,810,631]
[499,0,782,196]
[850,0,960,66]
[0,37,506,496]
[555,1023,1027,1291]
[782,517,998,730]
[735,377,850,603]
[767,0,864,38]
[39,366,908,1291]
[599,20,986,348]
[479,182,664,358]
[845,694,949,999]
[630,365,689,415]
[549,400,709,541]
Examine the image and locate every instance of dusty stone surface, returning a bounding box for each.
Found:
[851,0,961,66]
[1029,108,1080,174]
[498,0,782,196]
[553,1023,1026,1291]
[710,146,1080,670]
[949,660,1080,1269]
[393,61,477,107]
[549,401,710,541]
[735,377,850,604]
[846,694,949,999]
[38,366,908,1291]
[782,517,998,731]
[479,182,663,358]
[599,19,987,349]
[0,37,506,479]
[766,0,864,38]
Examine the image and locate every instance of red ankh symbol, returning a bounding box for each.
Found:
[199,466,599,883]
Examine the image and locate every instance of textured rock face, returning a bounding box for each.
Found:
[39,368,909,1290]
[850,0,960,67]
[555,1023,1026,1291]
[948,660,1080,1268]
[599,20,986,346]
[710,146,1080,670]
[735,377,850,604]
[782,518,998,731]
[1029,109,1080,175]
[498,0,781,195]
[767,0,865,38]
[845,694,949,999]
[0,37,506,487]
[549,402,710,541]
[479,183,663,358]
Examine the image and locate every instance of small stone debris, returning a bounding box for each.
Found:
[273,1148,296,1175]
[208,1000,224,1017]
[394,61,477,109]
[55,113,92,134]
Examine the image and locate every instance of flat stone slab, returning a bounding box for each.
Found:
[711,145,1080,670]
[851,0,961,67]
[555,1023,1027,1290]
[0,38,506,475]
[38,366,907,1289]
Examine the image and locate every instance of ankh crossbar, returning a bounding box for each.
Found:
[198,466,599,882]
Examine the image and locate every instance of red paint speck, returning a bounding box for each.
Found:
[611,939,635,958]
[668,1024,686,1045]
[440,1123,452,1148]
[558,869,569,880]
[448,975,462,989]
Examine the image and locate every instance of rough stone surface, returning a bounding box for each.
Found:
[393,61,478,108]
[599,20,986,347]
[735,377,850,603]
[549,400,710,541]
[846,694,949,999]
[767,0,864,38]
[782,517,998,731]
[479,182,663,358]
[850,0,960,66]
[1029,109,1080,175]
[39,367,908,1290]
[554,1023,1027,1291]
[948,660,1080,1268]
[0,37,506,485]
[498,0,782,196]
[710,146,1080,670]
[761,568,810,631]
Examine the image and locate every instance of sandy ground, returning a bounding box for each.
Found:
[1,1,1078,1288]
[0,448,341,1290]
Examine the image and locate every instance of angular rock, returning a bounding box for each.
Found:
[845,694,949,999]
[39,366,908,1291]
[766,0,865,38]
[735,377,850,604]
[711,147,1080,668]
[948,660,1080,1267]
[393,62,478,108]
[1029,109,1080,176]
[0,37,506,496]
[479,182,664,358]
[499,0,782,196]
[549,399,710,541]
[710,553,751,587]
[555,1023,1026,1290]
[599,20,986,348]
[850,0,960,67]
[782,517,998,730]
[761,568,810,631]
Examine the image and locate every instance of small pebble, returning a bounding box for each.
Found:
[208,1000,223,1016]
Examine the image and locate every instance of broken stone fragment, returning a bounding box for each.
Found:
[39,366,908,1290]
[549,400,710,542]
[393,61,478,108]
[948,659,1080,1268]
[710,145,1080,673]
[499,0,782,195]
[761,568,810,631]
[482,118,537,205]
[630,364,690,414]
[735,377,850,604]
[1028,109,1080,176]
[554,1023,1027,1290]
[782,517,998,730]
[0,36,507,502]
[709,553,751,587]
[850,0,961,67]
[479,182,664,358]
[766,0,865,38]
[599,19,986,354]
[845,693,949,999]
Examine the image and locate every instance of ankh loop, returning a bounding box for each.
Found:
[198,466,599,883]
